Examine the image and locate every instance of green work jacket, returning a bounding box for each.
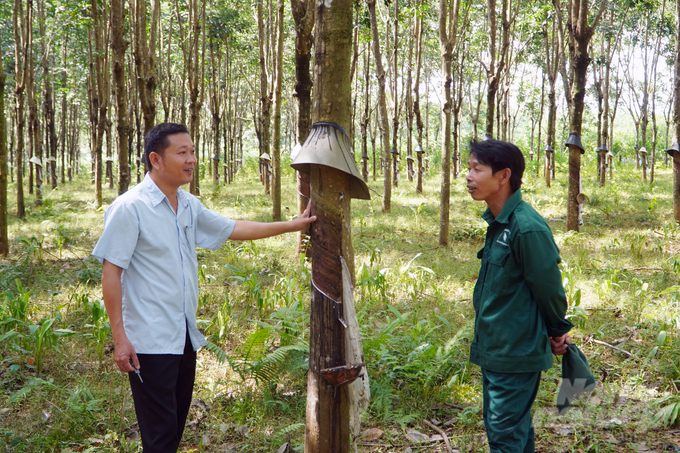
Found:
[470,189,573,373]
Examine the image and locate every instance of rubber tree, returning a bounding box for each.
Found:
[303,0,362,450]
[0,33,8,256]
[291,0,315,254]
[130,0,159,136]
[672,0,680,222]
[556,0,607,232]
[111,0,131,194]
[438,0,462,247]
[413,2,425,193]
[13,0,30,218]
[90,0,110,209]
[256,0,272,195]
[271,0,285,220]
[367,0,392,212]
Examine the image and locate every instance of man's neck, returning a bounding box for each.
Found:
[486,189,513,219]
[148,171,179,212]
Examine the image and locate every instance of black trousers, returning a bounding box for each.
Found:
[128,332,196,453]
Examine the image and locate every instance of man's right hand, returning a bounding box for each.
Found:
[550,334,571,355]
[114,336,140,372]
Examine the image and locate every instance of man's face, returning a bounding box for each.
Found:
[150,133,196,187]
[466,154,506,203]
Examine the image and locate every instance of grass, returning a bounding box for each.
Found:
[0,151,679,452]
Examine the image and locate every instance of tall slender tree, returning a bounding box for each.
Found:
[111,0,131,194]
[257,0,272,195]
[556,0,607,231]
[90,0,110,208]
[13,0,30,218]
[368,0,391,213]
[271,0,284,220]
[673,0,680,222]
[130,0,159,136]
[438,0,462,247]
[0,33,8,256]
[291,0,315,254]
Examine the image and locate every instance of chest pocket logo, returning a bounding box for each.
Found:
[496,228,511,247]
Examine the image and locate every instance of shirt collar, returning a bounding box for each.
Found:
[482,189,523,225]
[141,173,189,211]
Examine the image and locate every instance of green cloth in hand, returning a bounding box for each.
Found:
[556,344,597,415]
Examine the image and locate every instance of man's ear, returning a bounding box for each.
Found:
[149,152,161,170]
[497,168,512,186]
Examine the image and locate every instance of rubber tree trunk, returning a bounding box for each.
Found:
[291,0,315,255]
[0,36,8,256]
[367,0,391,213]
[564,0,606,232]
[111,0,130,195]
[13,0,29,219]
[437,0,460,246]
[674,0,680,222]
[304,0,354,450]
[271,0,284,221]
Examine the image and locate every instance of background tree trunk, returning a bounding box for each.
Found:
[562,0,607,232]
[90,0,110,209]
[271,0,284,221]
[131,0,159,137]
[291,0,315,254]
[111,0,131,195]
[673,0,680,222]
[0,34,8,256]
[438,0,461,247]
[38,0,58,190]
[13,0,30,219]
[413,4,424,194]
[367,0,391,213]
[257,0,272,195]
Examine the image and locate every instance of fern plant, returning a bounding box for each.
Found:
[652,392,680,428]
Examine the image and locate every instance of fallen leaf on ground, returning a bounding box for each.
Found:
[362,428,383,441]
[405,429,430,443]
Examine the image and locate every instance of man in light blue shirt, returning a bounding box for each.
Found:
[92,123,316,452]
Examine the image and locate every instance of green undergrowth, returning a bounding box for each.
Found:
[1,153,679,452]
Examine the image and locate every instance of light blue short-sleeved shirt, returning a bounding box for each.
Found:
[92,174,236,354]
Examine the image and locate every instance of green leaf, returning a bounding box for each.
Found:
[657,330,667,347]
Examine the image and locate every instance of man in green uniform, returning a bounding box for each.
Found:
[465,139,573,452]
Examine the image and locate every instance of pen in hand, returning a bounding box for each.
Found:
[129,359,143,383]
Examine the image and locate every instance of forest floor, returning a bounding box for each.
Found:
[0,153,679,453]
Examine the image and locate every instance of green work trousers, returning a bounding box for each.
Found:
[482,369,541,453]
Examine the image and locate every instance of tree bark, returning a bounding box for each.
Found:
[0,33,8,256]
[304,0,355,450]
[271,0,284,220]
[291,0,315,254]
[257,0,272,195]
[562,0,607,232]
[90,0,110,209]
[367,0,391,212]
[38,0,58,190]
[130,0,159,137]
[674,0,680,221]
[13,0,30,218]
[413,4,424,193]
[112,0,131,194]
[438,0,461,246]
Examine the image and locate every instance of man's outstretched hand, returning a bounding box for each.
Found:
[290,200,317,231]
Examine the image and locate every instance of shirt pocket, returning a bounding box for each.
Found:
[183,224,196,250]
[483,247,511,293]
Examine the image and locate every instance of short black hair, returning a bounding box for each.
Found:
[469,139,525,192]
[142,123,190,167]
